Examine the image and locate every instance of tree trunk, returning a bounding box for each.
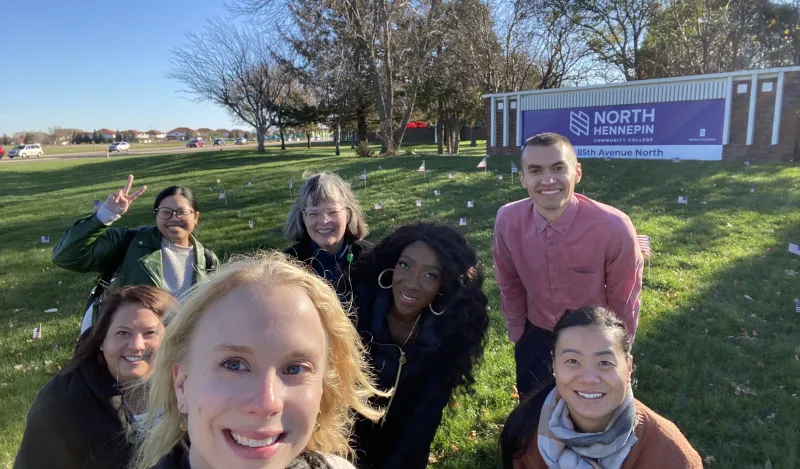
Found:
[470,126,477,147]
[357,104,368,143]
[256,127,265,153]
[444,125,451,154]
[306,132,311,148]
[334,120,341,156]
[279,126,286,151]
[437,121,444,155]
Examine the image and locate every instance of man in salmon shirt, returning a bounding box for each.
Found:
[492,132,643,399]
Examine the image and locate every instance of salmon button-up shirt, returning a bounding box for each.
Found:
[492,194,643,343]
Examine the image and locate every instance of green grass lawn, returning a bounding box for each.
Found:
[1,143,799,468]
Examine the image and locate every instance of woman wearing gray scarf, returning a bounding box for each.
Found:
[501,307,702,469]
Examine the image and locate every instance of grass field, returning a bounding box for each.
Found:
[0,143,799,468]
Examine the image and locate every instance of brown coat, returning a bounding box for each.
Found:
[513,400,703,469]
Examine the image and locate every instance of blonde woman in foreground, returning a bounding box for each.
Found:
[131,252,386,469]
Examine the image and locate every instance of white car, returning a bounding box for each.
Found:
[108,142,130,152]
[8,144,43,158]
[235,137,247,145]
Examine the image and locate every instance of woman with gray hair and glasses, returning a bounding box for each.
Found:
[284,172,371,304]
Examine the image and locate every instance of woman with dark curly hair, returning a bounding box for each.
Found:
[349,222,490,469]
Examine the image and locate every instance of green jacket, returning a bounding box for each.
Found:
[52,213,220,295]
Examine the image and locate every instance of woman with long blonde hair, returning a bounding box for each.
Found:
[131,252,386,469]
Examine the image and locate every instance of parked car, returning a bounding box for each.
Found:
[213,138,225,146]
[186,139,205,148]
[0,144,5,158]
[235,137,246,145]
[108,142,130,152]
[8,144,43,158]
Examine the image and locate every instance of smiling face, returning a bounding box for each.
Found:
[553,325,632,433]
[390,241,443,320]
[100,302,164,385]
[520,143,582,222]
[174,283,327,469]
[156,195,199,246]
[302,200,349,254]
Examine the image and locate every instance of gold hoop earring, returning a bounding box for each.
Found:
[377,268,393,289]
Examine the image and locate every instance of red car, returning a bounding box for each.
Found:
[186,139,205,148]
[0,144,5,158]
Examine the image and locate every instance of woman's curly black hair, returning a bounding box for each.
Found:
[352,222,489,390]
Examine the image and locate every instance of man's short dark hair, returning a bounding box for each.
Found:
[520,132,577,164]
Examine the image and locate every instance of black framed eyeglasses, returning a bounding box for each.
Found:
[155,208,195,220]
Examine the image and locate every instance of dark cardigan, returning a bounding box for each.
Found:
[14,360,132,469]
[350,288,472,469]
[284,234,372,303]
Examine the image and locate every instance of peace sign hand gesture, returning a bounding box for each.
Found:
[104,175,147,216]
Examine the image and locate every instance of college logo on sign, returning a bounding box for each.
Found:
[569,111,590,136]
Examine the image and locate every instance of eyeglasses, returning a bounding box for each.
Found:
[303,209,344,222]
[155,207,195,220]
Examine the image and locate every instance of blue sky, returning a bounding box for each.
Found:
[0,0,245,135]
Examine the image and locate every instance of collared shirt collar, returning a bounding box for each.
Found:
[533,194,580,234]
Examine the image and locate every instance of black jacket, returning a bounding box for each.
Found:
[284,235,371,303]
[351,288,471,469]
[14,360,132,469]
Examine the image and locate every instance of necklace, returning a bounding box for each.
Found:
[401,314,422,348]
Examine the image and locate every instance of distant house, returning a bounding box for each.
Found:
[126,130,149,140]
[166,127,194,140]
[97,128,116,141]
[148,130,166,140]
[196,128,212,138]
[215,128,230,138]
[230,129,246,138]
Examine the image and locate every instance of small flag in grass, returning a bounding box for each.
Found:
[449,172,454,179]
[795,298,800,313]
[248,219,254,229]
[511,162,518,174]
[467,201,474,208]
[289,177,293,190]
[218,190,226,200]
[209,187,214,192]
[418,161,426,172]
[498,174,503,180]
[604,156,611,162]
[416,200,422,207]
[677,196,689,205]
[360,169,367,180]
[93,200,102,211]
[750,185,755,193]
[434,190,441,197]
[459,217,467,226]
[378,165,383,170]
[637,235,651,258]
[477,156,487,169]
[672,157,680,163]
[374,202,383,210]
[246,181,252,186]
[237,211,241,218]
[32,324,42,340]
[789,243,800,256]
[40,236,50,243]
[216,178,221,184]
[744,159,751,166]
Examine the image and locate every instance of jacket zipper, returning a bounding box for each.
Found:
[373,341,406,426]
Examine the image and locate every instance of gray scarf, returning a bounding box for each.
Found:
[537,386,638,469]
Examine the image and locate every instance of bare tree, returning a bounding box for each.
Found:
[166,18,291,153]
[555,0,660,81]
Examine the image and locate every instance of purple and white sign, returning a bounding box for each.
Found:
[522,99,725,160]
